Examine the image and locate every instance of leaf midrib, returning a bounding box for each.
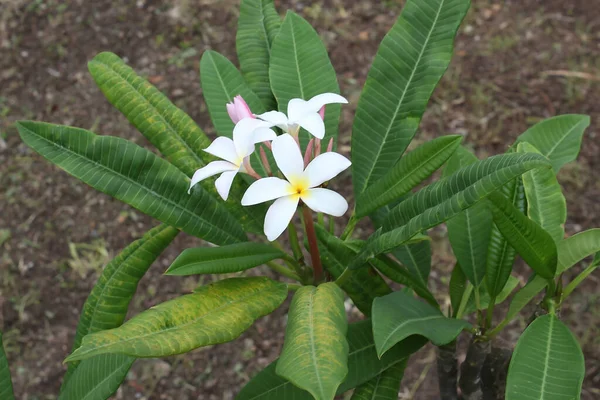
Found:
[77,357,134,400]
[543,118,586,161]
[539,316,554,400]
[289,15,305,100]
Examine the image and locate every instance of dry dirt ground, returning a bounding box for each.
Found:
[0,0,599,399]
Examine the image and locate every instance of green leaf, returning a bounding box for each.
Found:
[61,224,178,390]
[276,283,348,400]
[351,0,471,196]
[237,320,426,399]
[350,362,407,400]
[449,264,467,317]
[463,275,519,315]
[0,333,15,400]
[519,142,566,243]
[562,252,600,300]
[237,0,281,109]
[515,114,591,172]
[486,178,524,298]
[556,228,600,275]
[315,226,391,316]
[494,276,548,334]
[350,153,551,269]
[506,314,584,400]
[66,277,287,361]
[391,242,432,288]
[269,12,341,146]
[356,135,462,217]
[166,243,285,276]
[488,192,557,279]
[372,291,471,357]
[17,121,247,245]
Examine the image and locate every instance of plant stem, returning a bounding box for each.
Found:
[287,222,304,263]
[474,288,483,326]
[302,205,324,284]
[340,212,358,241]
[437,342,459,400]
[287,283,302,291]
[459,338,491,400]
[485,295,496,329]
[328,215,335,234]
[456,282,473,319]
[266,261,300,281]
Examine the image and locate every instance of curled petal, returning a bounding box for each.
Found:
[203,137,239,165]
[252,127,277,144]
[304,152,352,188]
[188,161,238,194]
[264,195,299,241]
[297,113,326,139]
[233,118,273,158]
[287,98,311,122]
[307,93,348,112]
[214,170,238,200]
[301,188,348,217]
[272,134,305,181]
[256,111,289,130]
[241,177,293,206]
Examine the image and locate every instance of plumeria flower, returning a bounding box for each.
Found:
[226,95,255,124]
[189,118,276,200]
[256,93,348,139]
[241,134,351,241]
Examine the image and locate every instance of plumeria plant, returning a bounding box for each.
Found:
[2,0,598,399]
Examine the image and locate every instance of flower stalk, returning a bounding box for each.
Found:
[302,205,324,284]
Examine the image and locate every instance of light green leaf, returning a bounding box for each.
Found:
[351,0,470,195]
[166,243,285,276]
[269,12,341,146]
[463,275,519,315]
[356,135,462,217]
[315,226,391,316]
[236,320,426,399]
[17,121,247,245]
[486,177,524,298]
[276,283,348,400]
[61,224,178,390]
[349,153,551,270]
[556,229,600,275]
[66,277,287,361]
[449,264,467,317]
[515,114,591,172]
[562,252,600,300]
[492,276,548,335]
[488,192,557,279]
[506,314,584,400]
[372,291,471,357]
[350,362,407,400]
[237,0,281,109]
[519,142,566,243]
[0,333,15,400]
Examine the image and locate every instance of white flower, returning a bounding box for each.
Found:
[241,134,351,241]
[189,118,276,200]
[256,93,348,140]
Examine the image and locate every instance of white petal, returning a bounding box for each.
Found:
[297,113,326,139]
[203,137,238,164]
[307,93,348,112]
[233,118,261,158]
[214,170,237,200]
[241,177,294,206]
[287,98,311,122]
[272,134,305,181]
[251,127,277,144]
[189,161,238,194]
[264,195,299,241]
[301,188,348,217]
[256,111,289,130]
[303,152,352,187]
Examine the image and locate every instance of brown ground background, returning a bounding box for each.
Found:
[0,0,599,399]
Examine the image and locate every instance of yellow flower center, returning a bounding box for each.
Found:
[288,175,310,197]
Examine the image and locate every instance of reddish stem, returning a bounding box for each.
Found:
[302,205,324,284]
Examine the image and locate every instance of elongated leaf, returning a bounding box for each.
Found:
[88,52,262,232]
[166,243,285,276]
[519,142,566,243]
[449,264,467,316]
[356,135,462,217]
[66,277,287,361]
[350,153,551,269]
[486,178,524,298]
[350,362,407,400]
[17,121,246,245]
[556,229,600,275]
[269,12,341,146]
[515,114,591,172]
[488,192,557,279]
[237,320,426,399]
[61,224,178,390]
[276,283,348,400]
[0,333,15,400]
[563,253,600,299]
[372,291,470,357]
[237,0,281,109]
[351,0,470,195]
[463,275,519,315]
[315,226,391,316]
[506,314,584,400]
[495,276,548,332]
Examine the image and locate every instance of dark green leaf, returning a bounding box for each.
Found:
[350,362,407,400]
[449,264,467,317]
[0,333,15,400]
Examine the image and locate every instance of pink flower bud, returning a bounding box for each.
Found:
[327,138,334,152]
[226,95,255,124]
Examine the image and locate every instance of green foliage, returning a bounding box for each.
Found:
[449,264,467,316]
[351,0,470,196]
[372,291,471,357]
[463,275,519,315]
[66,277,287,361]
[16,121,247,245]
[276,283,348,400]
[356,135,462,217]
[0,333,15,400]
[166,242,285,276]
[556,228,600,274]
[350,362,407,400]
[392,241,432,288]
[237,0,281,109]
[506,314,585,400]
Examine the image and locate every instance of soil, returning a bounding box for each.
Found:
[0,0,599,399]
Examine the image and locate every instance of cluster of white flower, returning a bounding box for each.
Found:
[189,94,351,241]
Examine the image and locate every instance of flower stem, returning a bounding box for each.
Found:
[340,212,358,241]
[302,205,324,284]
[266,261,300,281]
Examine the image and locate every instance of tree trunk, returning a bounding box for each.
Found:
[437,341,459,400]
[459,339,491,400]
[481,346,512,400]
